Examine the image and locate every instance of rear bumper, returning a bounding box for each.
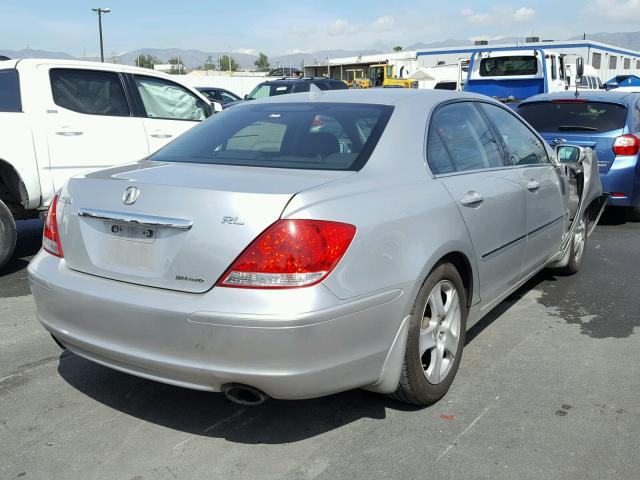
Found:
[28,252,410,400]
[600,155,640,208]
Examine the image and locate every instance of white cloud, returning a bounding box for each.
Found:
[461,8,492,24]
[586,0,640,20]
[461,6,536,25]
[232,48,257,55]
[328,19,358,36]
[291,25,317,37]
[284,48,313,55]
[371,16,396,31]
[513,7,535,22]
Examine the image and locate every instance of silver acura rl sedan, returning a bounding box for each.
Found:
[29,89,607,406]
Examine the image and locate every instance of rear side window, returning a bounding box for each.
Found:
[517,101,628,133]
[50,68,130,116]
[149,102,393,171]
[0,69,21,112]
[428,102,505,174]
[247,83,293,99]
[480,103,549,165]
[134,75,206,121]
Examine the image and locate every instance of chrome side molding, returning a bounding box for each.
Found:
[77,207,193,230]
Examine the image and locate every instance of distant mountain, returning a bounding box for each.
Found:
[0,46,385,69]
[405,37,524,50]
[0,48,75,60]
[5,31,640,69]
[570,31,640,51]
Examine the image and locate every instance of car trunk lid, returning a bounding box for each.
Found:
[539,131,619,173]
[59,161,350,293]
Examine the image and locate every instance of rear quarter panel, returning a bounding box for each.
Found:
[282,97,479,310]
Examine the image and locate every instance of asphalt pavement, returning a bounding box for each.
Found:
[1,214,639,480]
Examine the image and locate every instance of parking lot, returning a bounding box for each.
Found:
[0,215,637,480]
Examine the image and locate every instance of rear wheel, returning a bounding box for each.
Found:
[560,212,587,275]
[392,263,467,406]
[0,199,17,270]
[626,207,640,222]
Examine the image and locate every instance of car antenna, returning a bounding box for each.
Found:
[309,83,323,100]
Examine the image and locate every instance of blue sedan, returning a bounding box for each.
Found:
[518,91,640,220]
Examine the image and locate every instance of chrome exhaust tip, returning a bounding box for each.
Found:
[223,384,270,406]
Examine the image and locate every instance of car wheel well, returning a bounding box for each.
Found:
[436,252,473,307]
[0,159,31,218]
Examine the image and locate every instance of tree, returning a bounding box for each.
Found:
[203,55,215,71]
[135,54,161,69]
[168,56,182,74]
[254,52,270,72]
[393,45,403,52]
[218,54,239,72]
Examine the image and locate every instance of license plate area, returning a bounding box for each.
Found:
[109,222,157,244]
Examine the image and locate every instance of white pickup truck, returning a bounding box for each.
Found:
[0,59,219,268]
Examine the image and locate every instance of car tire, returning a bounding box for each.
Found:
[626,207,640,222]
[391,262,467,406]
[559,212,588,275]
[0,199,17,270]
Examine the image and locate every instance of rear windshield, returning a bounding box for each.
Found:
[479,56,538,77]
[518,101,628,133]
[0,69,22,112]
[150,102,393,171]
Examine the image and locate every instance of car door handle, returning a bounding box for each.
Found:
[150,133,173,139]
[460,191,484,206]
[55,130,83,136]
[527,181,540,192]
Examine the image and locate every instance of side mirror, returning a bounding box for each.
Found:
[244,94,249,100]
[556,145,581,164]
[576,57,584,78]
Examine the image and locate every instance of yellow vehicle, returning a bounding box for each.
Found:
[345,69,370,88]
[367,64,417,88]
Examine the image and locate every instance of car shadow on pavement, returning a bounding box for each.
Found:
[465,270,556,345]
[55,271,559,444]
[56,351,420,444]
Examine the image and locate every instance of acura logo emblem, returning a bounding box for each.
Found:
[122,186,140,205]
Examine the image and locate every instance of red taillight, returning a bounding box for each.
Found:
[611,192,626,198]
[217,219,356,289]
[43,194,63,257]
[612,134,640,156]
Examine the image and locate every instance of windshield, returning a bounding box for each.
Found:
[247,83,293,100]
[479,56,538,77]
[149,102,394,171]
[518,101,628,133]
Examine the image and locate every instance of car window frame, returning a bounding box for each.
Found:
[478,101,552,167]
[424,99,511,178]
[131,73,209,122]
[49,67,133,117]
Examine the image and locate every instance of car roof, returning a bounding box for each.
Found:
[241,88,495,107]
[260,77,344,84]
[520,90,640,106]
[7,58,184,78]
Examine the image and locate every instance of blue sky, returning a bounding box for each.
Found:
[3,0,639,56]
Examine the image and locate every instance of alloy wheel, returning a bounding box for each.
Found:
[419,280,462,384]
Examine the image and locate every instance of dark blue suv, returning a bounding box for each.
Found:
[518,91,640,220]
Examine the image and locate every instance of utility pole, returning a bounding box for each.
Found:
[228,48,232,74]
[92,7,110,62]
